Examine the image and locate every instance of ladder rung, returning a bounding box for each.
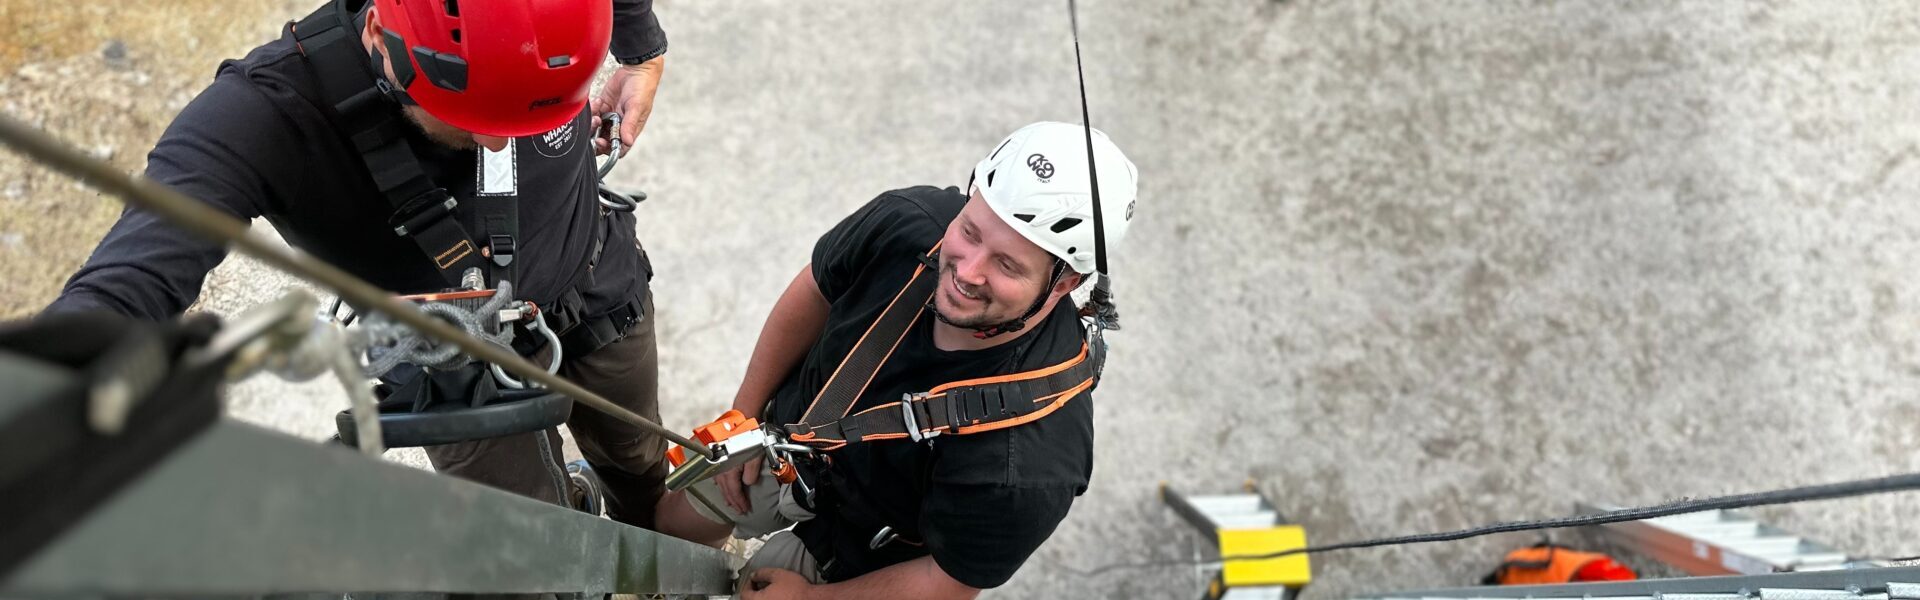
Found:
[1215,513,1280,529]
[1725,537,1811,555]
[1652,510,1743,525]
[1743,548,1845,565]
[1782,553,1853,568]
[1759,588,1864,600]
[1190,495,1266,517]
[1675,522,1764,539]
[1220,586,1288,600]
[1664,594,1749,600]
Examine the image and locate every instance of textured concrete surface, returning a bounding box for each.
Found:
[6,1,1920,598]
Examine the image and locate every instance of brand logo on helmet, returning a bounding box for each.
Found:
[1026,154,1054,181]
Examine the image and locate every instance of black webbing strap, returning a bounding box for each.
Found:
[293,0,480,287]
[470,146,518,288]
[785,244,942,446]
[786,241,1100,449]
[819,342,1095,445]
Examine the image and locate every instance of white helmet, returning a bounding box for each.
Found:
[970,121,1138,275]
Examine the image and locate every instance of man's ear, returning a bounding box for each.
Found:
[360,6,381,45]
[1052,271,1086,297]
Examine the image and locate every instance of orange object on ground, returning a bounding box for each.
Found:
[1486,544,1637,585]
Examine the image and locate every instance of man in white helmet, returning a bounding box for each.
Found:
[651,122,1137,598]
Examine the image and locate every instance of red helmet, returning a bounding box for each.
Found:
[371,0,611,137]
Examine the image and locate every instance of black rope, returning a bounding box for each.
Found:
[1063,471,1920,577]
[1067,0,1122,334]
[1067,0,1108,280]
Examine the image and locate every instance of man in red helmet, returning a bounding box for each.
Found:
[47,0,680,529]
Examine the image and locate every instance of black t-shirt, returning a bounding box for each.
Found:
[48,0,668,320]
[769,186,1095,589]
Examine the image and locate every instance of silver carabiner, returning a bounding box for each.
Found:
[490,304,563,389]
[869,526,900,550]
[595,112,622,179]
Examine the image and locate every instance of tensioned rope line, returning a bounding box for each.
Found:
[1067,0,1109,281]
[1066,470,1920,577]
[0,115,714,459]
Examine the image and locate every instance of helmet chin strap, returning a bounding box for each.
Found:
[366,46,419,106]
[356,10,417,107]
[921,252,1071,340]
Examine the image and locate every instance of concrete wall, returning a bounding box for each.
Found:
[620,2,1920,596]
[10,0,1917,597]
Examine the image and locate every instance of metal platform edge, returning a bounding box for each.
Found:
[1,419,734,597]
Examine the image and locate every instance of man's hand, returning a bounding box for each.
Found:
[590,56,664,157]
[717,455,765,515]
[740,567,813,600]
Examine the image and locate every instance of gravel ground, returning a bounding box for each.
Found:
[5,1,1919,598]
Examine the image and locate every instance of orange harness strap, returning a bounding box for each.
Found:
[786,243,1099,450]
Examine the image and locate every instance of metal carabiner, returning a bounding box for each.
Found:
[490,303,564,389]
[593,112,646,213]
[869,526,900,550]
[595,112,623,179]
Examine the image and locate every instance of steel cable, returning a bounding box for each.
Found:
[0,115,713,459]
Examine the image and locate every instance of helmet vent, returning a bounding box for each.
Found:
[443,0,458,16]
[1049,217,1081,233]
[1014,213,1036,223]
[450,28,461,43]
[986,169,996,187]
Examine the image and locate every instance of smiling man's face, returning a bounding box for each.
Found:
[932,190,1070,329]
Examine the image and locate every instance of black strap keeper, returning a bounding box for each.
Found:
[388,192,457,236]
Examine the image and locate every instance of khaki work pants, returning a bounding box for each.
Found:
[423,294,669,529]
[687,461,825,584]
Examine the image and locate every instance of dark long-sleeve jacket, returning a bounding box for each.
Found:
[49,0,666,320]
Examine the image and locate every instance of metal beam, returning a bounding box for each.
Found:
[1,420,733,597]
[1358,566,1920,600]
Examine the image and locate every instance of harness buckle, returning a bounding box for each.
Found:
[488,234,515,267]
[901,393,939,442]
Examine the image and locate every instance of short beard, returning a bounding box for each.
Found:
[934,259,1005,329]
[403,105,477,150]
